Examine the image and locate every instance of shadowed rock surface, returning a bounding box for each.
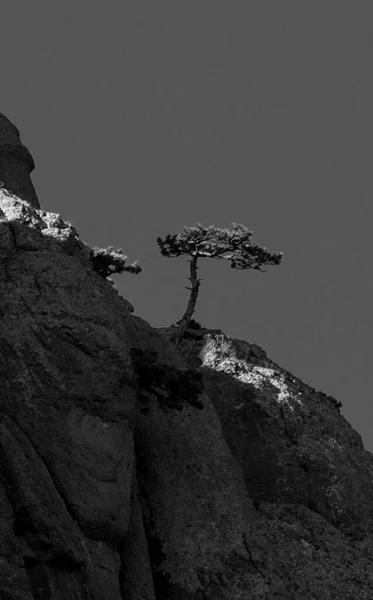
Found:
[0,116,373,599]
[0,113,39,209]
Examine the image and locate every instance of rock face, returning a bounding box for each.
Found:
[0,113,39,209]
[1,116,373,599]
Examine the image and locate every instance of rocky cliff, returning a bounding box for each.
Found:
[0,113,373,600]
[0,113,39,209]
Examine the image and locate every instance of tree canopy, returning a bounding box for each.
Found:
[89,245,141,278]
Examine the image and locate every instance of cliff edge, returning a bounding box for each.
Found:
[0,115,372,600]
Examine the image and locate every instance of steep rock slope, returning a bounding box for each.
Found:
[0,114,373,599]
[176,331,373,540]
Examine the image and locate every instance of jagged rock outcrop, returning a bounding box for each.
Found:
[1,115,373,599]
[0,113,39,209]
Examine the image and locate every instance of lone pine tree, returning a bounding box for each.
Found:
[157,222,283,345]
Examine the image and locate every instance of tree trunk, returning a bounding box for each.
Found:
[174,255,202,345]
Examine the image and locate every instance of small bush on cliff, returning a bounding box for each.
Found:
[89,245,141,278]
[130,347,204,412]
[157,222,283,343]
[318,390,343,411]
[175,318,203,330]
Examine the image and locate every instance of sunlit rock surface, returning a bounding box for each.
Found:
[1,117,373,599]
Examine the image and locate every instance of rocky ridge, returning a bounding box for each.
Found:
[0,113,373,599]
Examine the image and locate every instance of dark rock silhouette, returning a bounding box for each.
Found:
[0,113,40,209]
[1,115,373,599]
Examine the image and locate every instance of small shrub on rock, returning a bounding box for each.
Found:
[175,318,203,330]
[89,245,141,278]
[130,347,204,412]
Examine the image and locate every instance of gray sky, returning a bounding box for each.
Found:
[2,3,372,452]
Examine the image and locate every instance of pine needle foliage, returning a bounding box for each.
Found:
[89,245,142,279]
[157,222,282,270]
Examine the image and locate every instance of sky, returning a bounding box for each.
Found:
[1,3,372,452]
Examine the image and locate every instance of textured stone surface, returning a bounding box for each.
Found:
[0,113,39,209]
[179,332,373,540]
[0,191,143,598]
[0,125,373,597]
